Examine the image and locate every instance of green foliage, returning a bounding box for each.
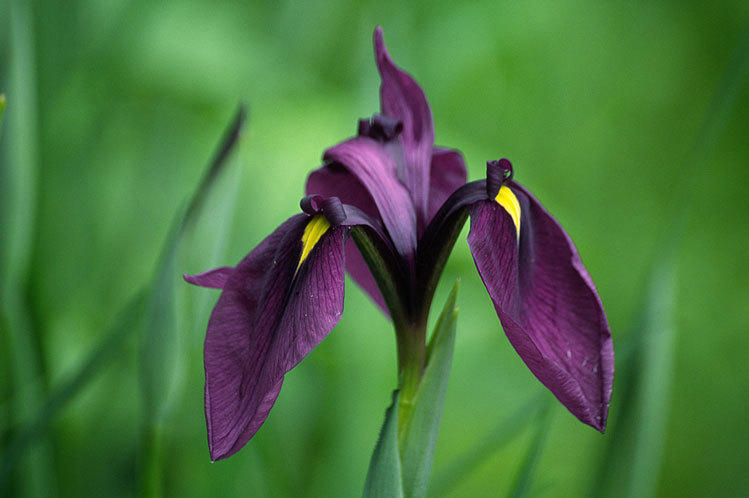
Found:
[0,94,6,134]
[365,281,459,498]
[506,402,552,498]
[1,2,748,497]
[363,391,404,498]
[400,280,459,497]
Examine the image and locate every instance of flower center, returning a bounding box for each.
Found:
[298,215,331,269]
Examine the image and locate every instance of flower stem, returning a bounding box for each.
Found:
[395,317,427,446]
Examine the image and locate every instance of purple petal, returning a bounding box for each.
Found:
[203,214,346,460]
[374,27,435,227]
[306,168,392,312]
[427,147,468,223]
[467,185,613,431]
[184,266,234,289]
[322,137,417,264]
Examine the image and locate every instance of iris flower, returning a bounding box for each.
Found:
[186,27,613,462]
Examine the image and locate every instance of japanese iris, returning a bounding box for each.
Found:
[186,27,613,461]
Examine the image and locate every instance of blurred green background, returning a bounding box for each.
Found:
[2,0,748,496]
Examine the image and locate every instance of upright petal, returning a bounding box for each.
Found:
[200,214,346,460]
[427,148,468,223]
[467,184,613,431]
[374,27,435,227]
[322,136,417,264]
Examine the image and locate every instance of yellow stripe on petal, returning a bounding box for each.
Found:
[495,185,521,239]
[298,215,331,269]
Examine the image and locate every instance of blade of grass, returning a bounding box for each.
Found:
[0,291,146,490]
[399,280,459,498]
[587,254,676,498]
[139,106,246,424]
[0,107,246,490]
[363,391,405,498]
[588,21,749,498]
[428,392,547,496]
[506,399,552,498]
[0,1,54,496]
[0,94,6,135]
[136,106,245,496]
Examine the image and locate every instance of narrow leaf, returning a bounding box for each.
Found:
[0,291,147,489]
[588,256,677,498]
[363,391,404,498]
[181,106,246,232]
[0,94,6,136]
[589,22,749,498]
[0,1,53,495]
[399,280,459,498]
[0,108,246,486]
[139,105,246,424]
[429,393,547,495]
[506,400,552,498]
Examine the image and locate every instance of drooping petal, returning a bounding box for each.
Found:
[184,266,234,289]
[467,184,613,431]
[427,147,468,223]
[200,214,346,460]
[322,136,417,264]
[374,27,435,227]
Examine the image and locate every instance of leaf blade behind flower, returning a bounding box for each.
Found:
[138,105,246,425]
[505,400,552,498]
[363,391,405,498]
[587,253,677,498]
[0,108,246,489]
[0,94,6,135]
[428,392,547,496]
[399,280,459,498]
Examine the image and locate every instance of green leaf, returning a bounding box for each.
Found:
[0,291,146,489]
[363,391,404,498]
[506,400,552,498]
[588,22,749,498]
[399,280,460,498]
[0,108,245,489]
[588,255,677,498]
[138,106,246,424]
[136,107,245,494]
[0,1,53,495]
[429,393,547,495]
[0,94,6,136]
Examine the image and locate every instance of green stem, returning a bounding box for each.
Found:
[140,422,164,498]
[394,317,427,441]
[349,227,428,435]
